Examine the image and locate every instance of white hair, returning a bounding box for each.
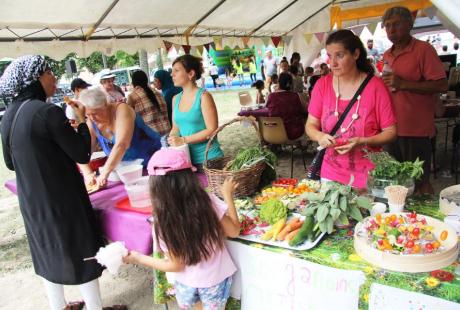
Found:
[79,88,107,109]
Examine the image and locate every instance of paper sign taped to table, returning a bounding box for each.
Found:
[369,283,460,310]
[226,241,365,310]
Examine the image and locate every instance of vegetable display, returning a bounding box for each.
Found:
[301,181,372,234]
[366,151,424,183]
[225,146,277,171]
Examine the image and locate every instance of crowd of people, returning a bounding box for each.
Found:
[0,4,450,310]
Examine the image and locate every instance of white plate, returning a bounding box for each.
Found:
[236,212,325,251]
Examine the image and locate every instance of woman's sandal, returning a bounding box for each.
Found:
[103,305,128,310]
[65,301,85,310]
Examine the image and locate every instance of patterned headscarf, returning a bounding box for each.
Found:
[0,55,50,97]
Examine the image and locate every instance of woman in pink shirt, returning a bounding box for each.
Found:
[123,148,240,310]
[306,30,397,188]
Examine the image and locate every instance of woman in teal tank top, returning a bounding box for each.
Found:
[168,55,223,165]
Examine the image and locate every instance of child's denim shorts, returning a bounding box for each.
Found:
[174,276,232,310]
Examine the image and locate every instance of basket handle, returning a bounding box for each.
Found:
[204,116,263,166]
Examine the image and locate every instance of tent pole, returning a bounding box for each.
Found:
[85,0,120,40]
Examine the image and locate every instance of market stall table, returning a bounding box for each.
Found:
[4,173,209,255]
[155,197,460,310]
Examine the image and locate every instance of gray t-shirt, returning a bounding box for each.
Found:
[263,57,278,77]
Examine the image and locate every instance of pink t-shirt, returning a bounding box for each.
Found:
[383,38,446,137]
[156,193,237,288]
[308,74,396,188]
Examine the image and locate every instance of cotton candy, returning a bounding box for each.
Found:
[95,242,128,275]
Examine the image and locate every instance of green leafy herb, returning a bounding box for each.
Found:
[366,151,424,182]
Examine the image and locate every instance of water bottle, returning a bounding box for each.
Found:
[382,61,396,92]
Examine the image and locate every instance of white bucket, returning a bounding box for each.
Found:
[124,176,151,208]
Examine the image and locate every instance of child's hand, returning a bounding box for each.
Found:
[220,177,238,198]
[122,250,140,264]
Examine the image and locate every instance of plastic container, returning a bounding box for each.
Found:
[117,164,143,184]
[124,176,151,208]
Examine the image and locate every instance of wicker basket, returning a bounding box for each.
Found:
[204,116,266,198]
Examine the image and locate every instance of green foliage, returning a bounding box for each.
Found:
[77,51,117,74]
[225,146,277,171]
[301,181,372,234]
[114,51,139,67]
[366,151,424,182]
[45,53,77,80]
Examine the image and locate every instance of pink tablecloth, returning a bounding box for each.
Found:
[237,107,269,118]
[4,173,209,255]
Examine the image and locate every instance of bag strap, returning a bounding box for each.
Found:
[9,99,31,156]
[329,73,373,136]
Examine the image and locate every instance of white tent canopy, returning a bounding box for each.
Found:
[0,0,458,61]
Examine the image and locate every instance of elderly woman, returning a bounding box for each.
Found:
[305,30,397,188]
[78,88,161,187]
[154,69,182,125]
[127,70,171,135]
[99,73,125,103]
[0,55,105,310]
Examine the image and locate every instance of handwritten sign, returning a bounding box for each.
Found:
[369,283,460,310]
[226,241,365,310]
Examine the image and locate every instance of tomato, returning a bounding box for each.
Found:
[433,241,441,249]
[405,240,414,248]
[413,244,421,253]
[425,243,434,251]
[390,214,397,222]
[440,230,448,241]
[335,138,348,146]
[409,211,417,219]
[412,227,420,236]
[376,213,382,223]
[385,217,392,225]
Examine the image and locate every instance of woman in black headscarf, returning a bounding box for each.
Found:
[0,55,105,310]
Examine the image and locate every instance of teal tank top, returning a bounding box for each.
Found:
[173,88,223,165]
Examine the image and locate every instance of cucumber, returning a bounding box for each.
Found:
[289,215,314,247]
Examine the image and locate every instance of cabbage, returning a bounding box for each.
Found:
[260,199,287,225]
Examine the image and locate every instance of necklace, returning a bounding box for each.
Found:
[334,75,362,134]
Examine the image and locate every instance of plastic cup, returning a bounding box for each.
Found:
[388,203,404,213]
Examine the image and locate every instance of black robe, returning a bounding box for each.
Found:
[1,82,104,284]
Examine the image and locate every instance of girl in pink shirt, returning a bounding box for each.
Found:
[306,30,397,188]
[123,148,240,310]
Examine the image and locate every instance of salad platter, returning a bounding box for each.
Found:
[354,212,458,272]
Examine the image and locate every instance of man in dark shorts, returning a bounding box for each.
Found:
[382,6,448,194]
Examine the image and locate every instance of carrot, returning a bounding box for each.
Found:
[285,228,301,241]
[278,220,304,241]
[276,218,300,241]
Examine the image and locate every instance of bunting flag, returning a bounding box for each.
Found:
[424,6,437,19]
[173,44,181,53]
[212,36,222,50]
[196,45,204,55]
[411,10,418,21]
[190,46,198,56]
[282,35,293,47]
[366,22,378,35]
[242,36,250,47]
[163,40,172,51]
[203,43,212,52]
[182,45,191,54]
[351,25,366,37]
[271,36,282,48]
[210,42,216,51]
[303,33,313,45]
[314,32,325,43]
[261,36,271,47]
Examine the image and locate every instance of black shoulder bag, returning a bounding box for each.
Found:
[307,74,373,180]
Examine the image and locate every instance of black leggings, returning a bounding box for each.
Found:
[250,73,256,82]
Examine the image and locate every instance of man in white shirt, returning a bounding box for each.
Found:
[263,50,278,88]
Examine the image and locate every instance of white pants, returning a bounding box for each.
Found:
[42,277,102,310]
